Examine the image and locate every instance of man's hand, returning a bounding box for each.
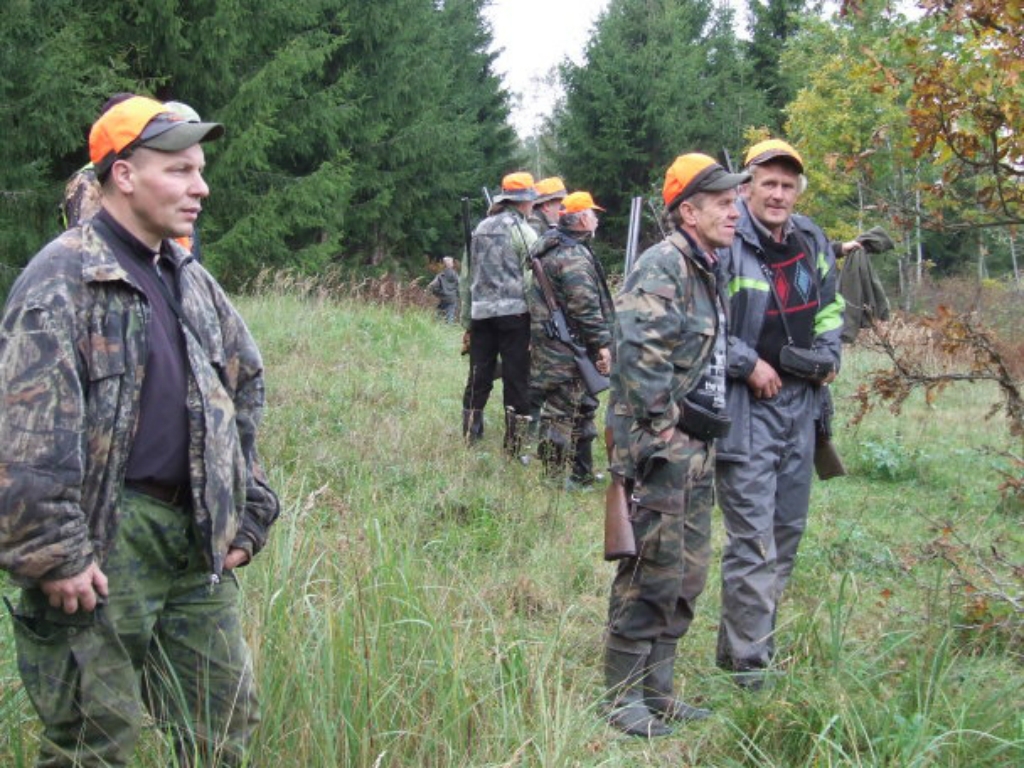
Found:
[41,562,109,614]
[460,331,471,356]
[657,425,675,443]
[747,358,782,400]
[840,240,863,256]
[224,547,251,570]
[595,347,612,375]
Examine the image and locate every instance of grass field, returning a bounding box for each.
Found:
[1,286,1021,767]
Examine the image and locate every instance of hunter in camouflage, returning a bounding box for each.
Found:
[527,191,614,486]
[460,172,538,455]
[0,95,279,767]
[602,154,749,738]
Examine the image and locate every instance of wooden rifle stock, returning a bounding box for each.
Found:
[814,437,847,480]
[603,427,636,561]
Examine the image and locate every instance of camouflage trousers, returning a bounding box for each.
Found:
[535,378,599,481]
[10,489,259,767]
[606,431,714,655]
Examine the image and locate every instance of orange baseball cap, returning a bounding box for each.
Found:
[89,95,224,176]
[662,153,750,210]
[560,191,605,215]
[534,176,567,203]
[744,139,804,173]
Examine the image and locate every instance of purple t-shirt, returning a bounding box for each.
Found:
[94,210,191,487]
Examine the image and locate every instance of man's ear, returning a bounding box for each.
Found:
[798,174,808,194]
[108,158,135,194]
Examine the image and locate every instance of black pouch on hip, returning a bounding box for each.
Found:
[679,398,732,442]
[778,344,835,383]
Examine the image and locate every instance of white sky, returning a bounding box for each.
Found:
[485,0,610,137]
[485,0,851,138]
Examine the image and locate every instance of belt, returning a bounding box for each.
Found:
[125,480,190,506]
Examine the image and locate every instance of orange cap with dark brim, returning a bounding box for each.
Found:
[663,153,750,210]
[744,139,804,173]
[89,95,224,176]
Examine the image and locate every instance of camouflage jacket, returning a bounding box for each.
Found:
[610,230,722,438]
[460,206,537,328]
[527,229,614,387]
[60,164,102,229]
[528,210,557,237]
[0,223,280,587]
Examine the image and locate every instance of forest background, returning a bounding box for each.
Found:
[1,0,1021,304]
[1,1,1022,765]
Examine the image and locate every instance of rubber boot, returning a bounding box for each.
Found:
[569,437,598,486]
[643,641,711,723]
[462,409,484,444]
[503,406,531,461]
[604,648,671,738]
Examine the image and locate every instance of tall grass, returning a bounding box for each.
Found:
[0,287,1020,766]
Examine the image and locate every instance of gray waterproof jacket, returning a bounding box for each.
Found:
[715,198,845,462]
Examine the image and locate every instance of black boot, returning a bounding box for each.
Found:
[643,641,711,723]
[568,436,602,487]
[503,406,531,461]
[462,409,484,444]
[604,647,671,738]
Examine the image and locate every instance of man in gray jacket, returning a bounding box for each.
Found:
[715,139,844,689]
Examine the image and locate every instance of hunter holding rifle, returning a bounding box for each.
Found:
[602,154,749,738]
[527,191,614,488]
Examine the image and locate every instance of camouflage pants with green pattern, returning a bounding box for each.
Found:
[10,489,259,767]
[606,431,714,655]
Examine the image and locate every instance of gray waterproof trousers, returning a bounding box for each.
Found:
[715,378,816,671]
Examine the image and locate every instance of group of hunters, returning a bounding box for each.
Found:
[0,86,852,767]
[462,140,846,737]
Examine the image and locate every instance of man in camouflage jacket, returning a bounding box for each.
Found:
[460,172,538,456]
[0,95,279,767]
[527,176,567,236]
[527,191,613,486]
[603,154,749,738]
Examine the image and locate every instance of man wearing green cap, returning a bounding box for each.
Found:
[0,95,279,766]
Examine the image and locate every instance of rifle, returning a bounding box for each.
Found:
[603,426,636,560]
[722,147,735,174]
[460,197,474,354]
[481,185,493,210]
[646,197,666,240]
[529,255,609,396]
[814,386,847,480]
[460,197,473,259]
[624,196,643,275]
